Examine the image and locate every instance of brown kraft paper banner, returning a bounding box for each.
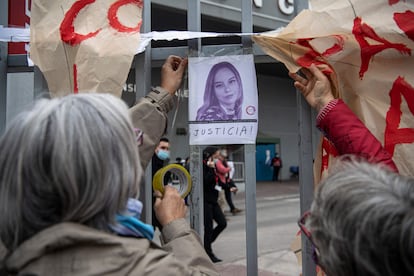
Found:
[253,0,414,179]
[30,0,143,97]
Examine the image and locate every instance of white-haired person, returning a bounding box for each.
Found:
[0,56,219,275]
[289,65,413,275]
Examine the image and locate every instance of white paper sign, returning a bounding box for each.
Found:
[188,55,258,145]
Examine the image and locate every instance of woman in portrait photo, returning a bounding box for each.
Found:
[196,61,244,121]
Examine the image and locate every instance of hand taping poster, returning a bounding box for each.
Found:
[30,0,143,97]
[188,55,258,145]
[253,0,414,178]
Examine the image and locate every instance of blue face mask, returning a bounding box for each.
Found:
[157,150,170,160]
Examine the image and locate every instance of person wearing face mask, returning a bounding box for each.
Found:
[152,137,170,175]
[151,137,171,230]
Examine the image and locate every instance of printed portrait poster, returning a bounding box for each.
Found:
[188,55,258,145]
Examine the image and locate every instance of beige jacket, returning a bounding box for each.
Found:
[129,86,175,170]
[4,220,218,275]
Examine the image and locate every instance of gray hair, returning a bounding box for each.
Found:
[309,158,414,276]
[0,93,142,250]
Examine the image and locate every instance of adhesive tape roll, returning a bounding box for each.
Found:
[152,164,192,198]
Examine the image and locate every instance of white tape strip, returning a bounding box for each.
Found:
[0,26,31,42]
[0,26,283,54]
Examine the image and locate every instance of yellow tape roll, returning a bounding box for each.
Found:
[152,164,192,198]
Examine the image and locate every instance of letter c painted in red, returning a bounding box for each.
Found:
[108,0,143,33]
[60,0,101,46]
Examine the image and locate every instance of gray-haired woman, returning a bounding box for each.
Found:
[0,56,218,275]
[304,159,414,276]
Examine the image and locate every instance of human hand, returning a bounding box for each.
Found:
[160,55,188,95]
[154,185,187,227]
[207,157,215,168]
[288,64,335,112]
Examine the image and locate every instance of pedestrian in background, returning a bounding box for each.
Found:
[271,153,282,182]
[218,149,242,215]
[151,137,171,230]
[152,137,170,176]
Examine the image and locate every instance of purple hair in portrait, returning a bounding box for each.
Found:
[196,61,243,121]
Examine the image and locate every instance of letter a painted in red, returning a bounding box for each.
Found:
[352,17,411,79]
[384,77,414,155]
[320,137,338,174]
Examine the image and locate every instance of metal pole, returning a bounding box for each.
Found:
[0,0,8,134]
[292,1,316,275]
[187,0,203,236]
[33,66,49,99]
[241,0,258,275]
[137,0,153,223]
[297,93,317,276]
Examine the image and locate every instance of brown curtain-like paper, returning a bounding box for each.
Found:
[253,0,414,178]
[30,0,143,97]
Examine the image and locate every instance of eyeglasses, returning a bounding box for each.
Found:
[133,128,144,146]
[298,211,320,265]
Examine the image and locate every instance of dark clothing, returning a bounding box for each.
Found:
[202,161,227,258]
[203,162,219,204]
[204,202,227,255]
[151,154,168,230]
[271,157,282,181]
[152,154,166,176]
[224,186,236,211]
[272,167,280,181]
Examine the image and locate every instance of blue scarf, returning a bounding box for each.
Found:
[111,198,154,240]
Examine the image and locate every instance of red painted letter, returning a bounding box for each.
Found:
[108,0,143,33]
[352,17,411,79]
[384,77,414,155]
[321,137,338,174]
[73,64,79,94]
[394,10,414,41]
[60,0,101,45]
[295,36,344,74]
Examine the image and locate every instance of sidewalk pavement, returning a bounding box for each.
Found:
[215,179,302,276]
